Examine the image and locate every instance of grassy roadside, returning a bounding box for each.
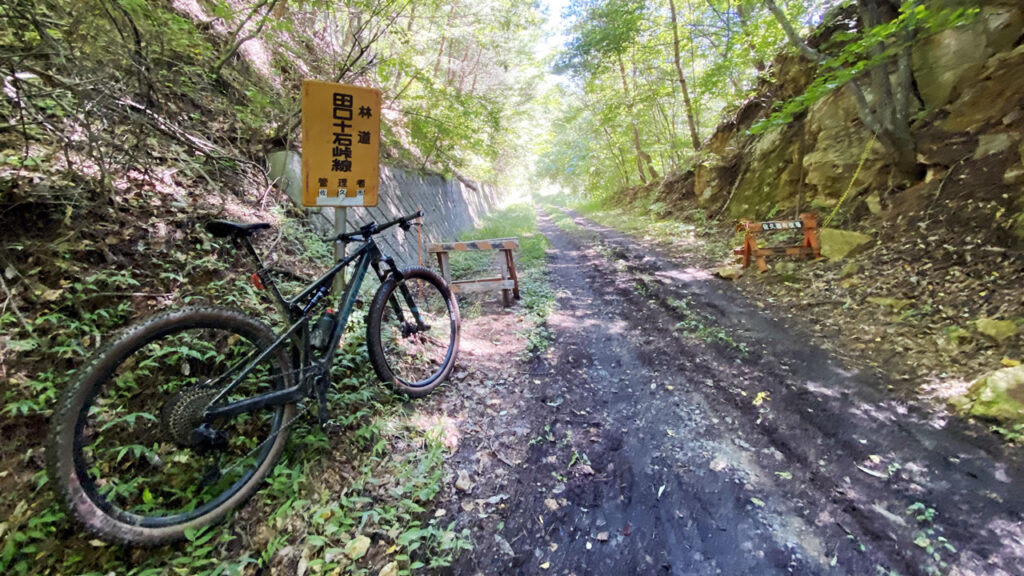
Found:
[545,195,736,263]
[451,203,554,352]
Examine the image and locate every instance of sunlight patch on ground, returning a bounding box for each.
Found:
[917,374,973,402]
[803,380,842,398]
[655,267,714,283]
[408,413,462,452]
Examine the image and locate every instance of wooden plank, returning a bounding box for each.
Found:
[428,237,520,253]
[753,247,816,256]
[450,279,516,294]
[438,251,451,285]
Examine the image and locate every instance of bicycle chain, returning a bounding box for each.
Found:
[211,366,324,479]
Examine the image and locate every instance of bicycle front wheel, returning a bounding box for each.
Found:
[48,307,296,545]
[367,267,460,397]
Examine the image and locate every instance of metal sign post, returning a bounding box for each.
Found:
[334,207,346,291]
[299,80,382,294]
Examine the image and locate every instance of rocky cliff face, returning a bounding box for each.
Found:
[668,0,1023,248]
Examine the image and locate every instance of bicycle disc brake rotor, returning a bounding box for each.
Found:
[161,387,220,446]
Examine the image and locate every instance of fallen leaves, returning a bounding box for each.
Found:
[455,470,473,492]
[709,456,728,472]
[344,534,371,560]
[752,391,771,406]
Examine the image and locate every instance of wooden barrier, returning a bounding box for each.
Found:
[734,213,821,273]
[428,238,521,307]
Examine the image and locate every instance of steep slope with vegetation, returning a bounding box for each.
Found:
[0,0,545,573]
[540,0,1024,433]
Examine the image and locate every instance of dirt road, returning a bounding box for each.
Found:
[442,209,1024,576]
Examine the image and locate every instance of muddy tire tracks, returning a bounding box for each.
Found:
[448,209,1024,576]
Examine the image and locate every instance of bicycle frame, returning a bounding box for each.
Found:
[202,234,419,421]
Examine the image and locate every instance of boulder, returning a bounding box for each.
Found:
[727,125,801,218]
[713,264,745,280]
[865,192,882,214]
[974,133,1017,159]
[912,22,988,110]
[819,228,872,260]
[803,90,885,202]
[912,4,1023,111]
[975,317,1019,343]
[943,45,1024,133]
[951,365,1024,424]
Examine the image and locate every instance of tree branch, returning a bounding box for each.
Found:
[763,0,823,62]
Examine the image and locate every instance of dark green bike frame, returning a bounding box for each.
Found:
[202,217,427,423]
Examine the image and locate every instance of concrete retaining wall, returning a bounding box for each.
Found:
[269,151,502,268]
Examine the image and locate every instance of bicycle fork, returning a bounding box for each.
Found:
[374,258,428,333]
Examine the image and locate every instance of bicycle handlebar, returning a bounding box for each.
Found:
[335,210,423,243]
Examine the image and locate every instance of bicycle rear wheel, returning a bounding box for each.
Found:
[48,306,296,545]
[366,267,460,397]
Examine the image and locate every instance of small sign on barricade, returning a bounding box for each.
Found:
[428,238,521,307]
[734,213,821,272]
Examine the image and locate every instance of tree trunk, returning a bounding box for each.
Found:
[763,0,822,62]
[433,5,456,76]
[668,0,700,150]
[765,0,920,183]
[858,0,918,180]
[602,126,631,187]
[617,54,657,183]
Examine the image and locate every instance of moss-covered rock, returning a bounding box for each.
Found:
[728,125,800,218]
[819,228,872,260]
[951,365,1024,424]
[802,89,886,203]
[975,317,1019,343]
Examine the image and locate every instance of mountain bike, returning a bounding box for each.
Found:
[48,210,460,545]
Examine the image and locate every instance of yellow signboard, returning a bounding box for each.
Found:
[301,80,381,207]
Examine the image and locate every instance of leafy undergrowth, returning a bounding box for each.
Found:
[567,195,737,264]
[0,190,472,575]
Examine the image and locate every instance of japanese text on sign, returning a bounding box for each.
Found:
[301,81,381,207]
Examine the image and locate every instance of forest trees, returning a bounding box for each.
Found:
[0,0,543,197]
[540,0,981,202]
[762,0,923,182]
[541,0,830,200]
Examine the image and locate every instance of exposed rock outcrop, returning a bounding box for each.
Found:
[659,0,1024,251]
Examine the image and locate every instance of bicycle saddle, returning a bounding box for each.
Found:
[205,220,271,238]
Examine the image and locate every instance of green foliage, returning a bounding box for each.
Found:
[669,296,747,354]
[557,0,646,75]
[905,501,955,575]
[751,2,980,135]
[0,207,463,574]
[539,0,831,201]
[450,203,555,352]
